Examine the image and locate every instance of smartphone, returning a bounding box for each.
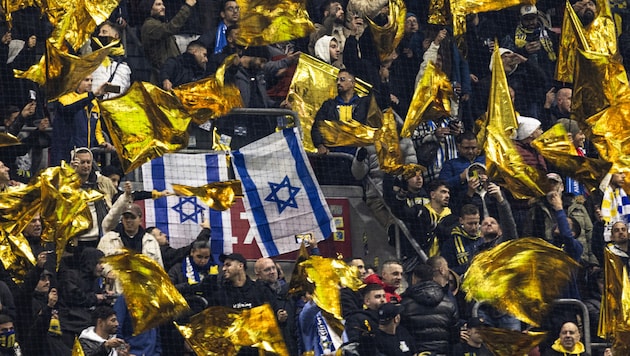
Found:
[104,84,121,93]
[29,89,36,101]
[295,233,312,246]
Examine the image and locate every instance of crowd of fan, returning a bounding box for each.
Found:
[0,0,628,355]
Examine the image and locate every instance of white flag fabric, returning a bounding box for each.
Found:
[231,128,335,257]
[141,153,234,258]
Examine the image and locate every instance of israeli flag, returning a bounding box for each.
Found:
[141,153,234,258]
[231,128,335,257]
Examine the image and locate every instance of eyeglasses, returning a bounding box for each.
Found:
[337,77,353,82]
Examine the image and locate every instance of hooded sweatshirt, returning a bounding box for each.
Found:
[79,326,118,356]
[314,35,335,64]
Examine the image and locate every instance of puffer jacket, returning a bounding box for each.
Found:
[399,280,458,355]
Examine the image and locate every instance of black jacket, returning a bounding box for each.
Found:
[400,281,458,355]
[159,52,207,87]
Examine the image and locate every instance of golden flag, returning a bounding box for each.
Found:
[401,61,452,138]
[318,119,379,147]
[100,81,192,174]
[102,249,190,335]
[479,327,547,356]
[286,54,372,152]
[175,304,289,356]
[172,181,243,211]
[482,44,546,199]
[462,238,581,327]
[45,0,121,51]
[288,241,310,295]
[212,127,231,151]
[235,0,314,47]
[375,108,423,175]
[172,76,243,125]
[300,255,365,319]
[599,247,626,339]
[367,0,406,62]
[449,0,535,36]
[14,39,119,101]
[72,336,85,356]
[0,133,21,147]
[428,0,449,25]
[555,0,617,83]
[0,229,35,284]
[531,123,612,192]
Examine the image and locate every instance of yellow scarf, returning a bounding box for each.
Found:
[425,204,452,256]
[514,24,557,61]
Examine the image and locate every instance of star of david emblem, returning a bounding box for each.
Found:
[265,176,301,214]
[172,197,205,223]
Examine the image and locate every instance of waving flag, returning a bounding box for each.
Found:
[141,153,234,259]
[231,128,335,257]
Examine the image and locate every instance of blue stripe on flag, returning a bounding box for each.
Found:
[151,157,169,237]
[206,154,224,257]
[232,150,279,256]
[283,129,333,239]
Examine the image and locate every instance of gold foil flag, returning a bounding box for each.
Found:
[100,81,192,174]
[0,133,20,147]
[175,304,289,356]
[300,255,364,319]
[375,108,422,175]
[449,0,535,36]
[0,229,36,284]
[288,241,311,295]
[482,44,547,199]
[235,0,314,47]
[318,117,379,147]
[599,247,627,339]
[532,123,612,192]
[555,0,617,83]
[14,39,119,101]
[102,249,190,335]
[286,54,372,152]
[72,337,85,356]
[401,61,452,138]
[479,327,547,356]
[367,0,406,62]
[462,238,581,326]
[172,181,243,211]
[428,0,449,25]
[172,76,243,125]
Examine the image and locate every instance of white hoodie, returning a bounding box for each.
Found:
[79,326,118,356]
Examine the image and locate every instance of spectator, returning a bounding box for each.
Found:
[0,161,10,191]
[453,317,492,356]
[343,283,385,347]
[50,75,113,165]
[501,5,558,80]
[140,0,197,83]
[313,35,342,68]
[348,257,368,280]
[439,130,485,197]
[442,204,481,276]
[160,40,208,90]
[458,163,511,222]
[147,222,211,272]
[411,116,462,182]
[168,240,216,314]
[542,87,572,130]
[542,321,588,356]
[0,281,16,321]
[400,263,458,355]
[600,172,630,243]
[113,296,160,356]
[364,260,404,303]
[78,306,130,356]
[606,221,630,267]
[557,118,591,196]
[203,0,240,55]
[206,24,241,75]
[308,1,349,57]
[91,21,132,100]
[0,314,20,356]
[374,302,417,356]
[389,12,423,115]
[419,180,458,256]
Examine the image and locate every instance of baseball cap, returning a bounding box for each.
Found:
[467,316,489,328]
[123,204,143,218]
[219,253,247,270]
[520,5,538,17]
[378,303,402,324]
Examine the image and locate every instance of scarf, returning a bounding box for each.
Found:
[450,225,480,268]
[601,186,630,241]
[514,24,557,61]
[425,204,452,256]
[183,256,218,285]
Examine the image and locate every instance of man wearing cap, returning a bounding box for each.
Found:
[453,317,492,356]
[501,5,558,80]
[374,303,417,356]
[97,183,163,267]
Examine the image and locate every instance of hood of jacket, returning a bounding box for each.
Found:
[405,280,445,307]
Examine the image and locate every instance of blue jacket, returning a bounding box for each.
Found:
[439,154,485,196]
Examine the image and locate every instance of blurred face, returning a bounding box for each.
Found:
[100,315,119,335]
[74,152,92,178]
[23,215,42,238]
[350,258,367,279]
[122,213,141,235]
[406,172,423,192]
[150,228,168,245]
[611,222,629,244]
[573,131,586,148]
[255,258,278,283]
[151,0,166,17]
[501,52,518,73]
[363,289,386,310]
[559,322,580,351]
[576,0,597,26]
[190,46,208,69]
[469,327,484,345]
[328,2,344,23]
[556,88,572,114]
[611,173,626,189]
[77,76,93,94]
[336,72,355,96]
[381,263,403,288]
[108,173,121,188]
[221,1,240,25]
[460,214,480,236]
[94,262,104,277]
[458,139,479,161]
[98,24,119,39]
[0,161,8,183]
[481,217,502,239]
[222,259,243,280]
[431,185,450,208]
[329,40,340,61]
[191,247,211,267]
[35,274,50,293]
[521,14,538,30]
[405,16,419,33]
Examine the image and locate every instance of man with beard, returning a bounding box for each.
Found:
[91,21,131,100]
[79,306,130,356]
[160,40,208,90]
[309,1,349,56]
